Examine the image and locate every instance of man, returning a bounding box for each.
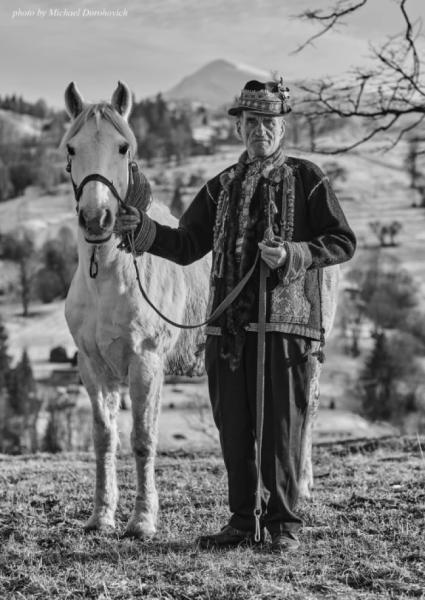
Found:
[116,79,356,551]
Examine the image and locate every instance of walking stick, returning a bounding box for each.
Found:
[253,195,278,542]
[254,256,269,542]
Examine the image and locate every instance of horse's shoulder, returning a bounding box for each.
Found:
[147,201,177,227]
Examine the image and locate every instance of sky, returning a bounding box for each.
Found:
[0,0,424,108]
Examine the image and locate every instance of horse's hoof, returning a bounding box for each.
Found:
[84,514,116,532]
[124,518,156,539]
[298,485,313,502]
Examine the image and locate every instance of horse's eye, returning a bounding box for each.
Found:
[67,144,75,156]
[119,143,129,155]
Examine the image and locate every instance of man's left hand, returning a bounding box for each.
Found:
[258,241,287,270]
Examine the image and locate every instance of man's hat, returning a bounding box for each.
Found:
[228,78,291,117]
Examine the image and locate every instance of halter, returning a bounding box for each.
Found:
[66,153,137,213]
[66,154,151,279]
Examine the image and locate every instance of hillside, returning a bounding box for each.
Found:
[0,436,423,599]
[0,108,45,143]
[1,142,424,418]
[0,184,74,240]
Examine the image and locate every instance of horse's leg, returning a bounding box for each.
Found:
[298,357,322,501]
[79,352,120,530]
[125,350,163,538]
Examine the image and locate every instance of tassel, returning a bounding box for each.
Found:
[313,328,326,363]
[315,349,325,364]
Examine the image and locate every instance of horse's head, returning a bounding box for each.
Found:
[62,81,137,244]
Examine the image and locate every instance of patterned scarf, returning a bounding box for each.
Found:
[212,147,286,370]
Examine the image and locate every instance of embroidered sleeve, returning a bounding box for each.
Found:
[277,241,313,284]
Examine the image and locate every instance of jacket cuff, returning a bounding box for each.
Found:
[278,241,313,284]
[133,211,157,254]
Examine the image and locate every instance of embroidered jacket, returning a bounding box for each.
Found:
[133,156,356,341]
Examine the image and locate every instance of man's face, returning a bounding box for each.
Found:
[238,111,285,159]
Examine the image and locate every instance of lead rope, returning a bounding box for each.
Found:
[253,205,275,542]
[126,231,260,330]
[254,258,269,542]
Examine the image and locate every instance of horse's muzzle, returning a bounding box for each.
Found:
[79,208,114,243]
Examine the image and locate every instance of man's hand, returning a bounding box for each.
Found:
[114,205,142,234]
[258,240,287,270]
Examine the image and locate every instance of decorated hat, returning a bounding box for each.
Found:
[228,78,291,116]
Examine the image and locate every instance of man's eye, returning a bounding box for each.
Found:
[119,143,129,155]
[67,144,75,156]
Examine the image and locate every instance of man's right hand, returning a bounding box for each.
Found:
[114,205,142,234]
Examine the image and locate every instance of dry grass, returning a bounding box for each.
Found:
[0,436,424,599]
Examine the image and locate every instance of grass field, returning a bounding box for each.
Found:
[0,436,424,599]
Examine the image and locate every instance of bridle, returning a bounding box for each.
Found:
[66,153,137,214]
[66,154,142,278]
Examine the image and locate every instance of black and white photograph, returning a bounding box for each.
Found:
[0,1,424,598]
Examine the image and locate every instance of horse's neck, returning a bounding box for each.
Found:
[77,235,136,284]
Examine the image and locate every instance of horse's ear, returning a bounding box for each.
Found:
[111,81,132,121]
[65,82,85,118]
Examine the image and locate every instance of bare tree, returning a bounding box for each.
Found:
[294,0,425,153]
[1,231,37,317]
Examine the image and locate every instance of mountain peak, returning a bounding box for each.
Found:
[165,59,274,108]
[204,58,235,69]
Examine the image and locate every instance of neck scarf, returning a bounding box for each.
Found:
[214,147,286,370]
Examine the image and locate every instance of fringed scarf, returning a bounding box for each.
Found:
[212,148,286,370]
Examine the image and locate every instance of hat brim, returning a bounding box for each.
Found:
[228,105,291,117]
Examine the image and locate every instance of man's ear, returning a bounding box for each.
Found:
[235,119,243,141]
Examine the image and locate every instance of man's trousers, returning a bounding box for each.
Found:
[205,332,313,534]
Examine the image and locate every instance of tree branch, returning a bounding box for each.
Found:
[292,0,368,53]
[294,0,425,153]
[384,113,425,151]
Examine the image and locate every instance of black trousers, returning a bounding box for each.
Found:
[205,332,312,534]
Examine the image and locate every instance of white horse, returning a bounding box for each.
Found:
[62,81,210,537]
[61,80,338,536]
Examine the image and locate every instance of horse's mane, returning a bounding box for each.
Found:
[60,103,137,156]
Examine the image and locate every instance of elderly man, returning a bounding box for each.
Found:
[116,79,356,551]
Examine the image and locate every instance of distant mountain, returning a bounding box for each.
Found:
[165,59,293,109]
